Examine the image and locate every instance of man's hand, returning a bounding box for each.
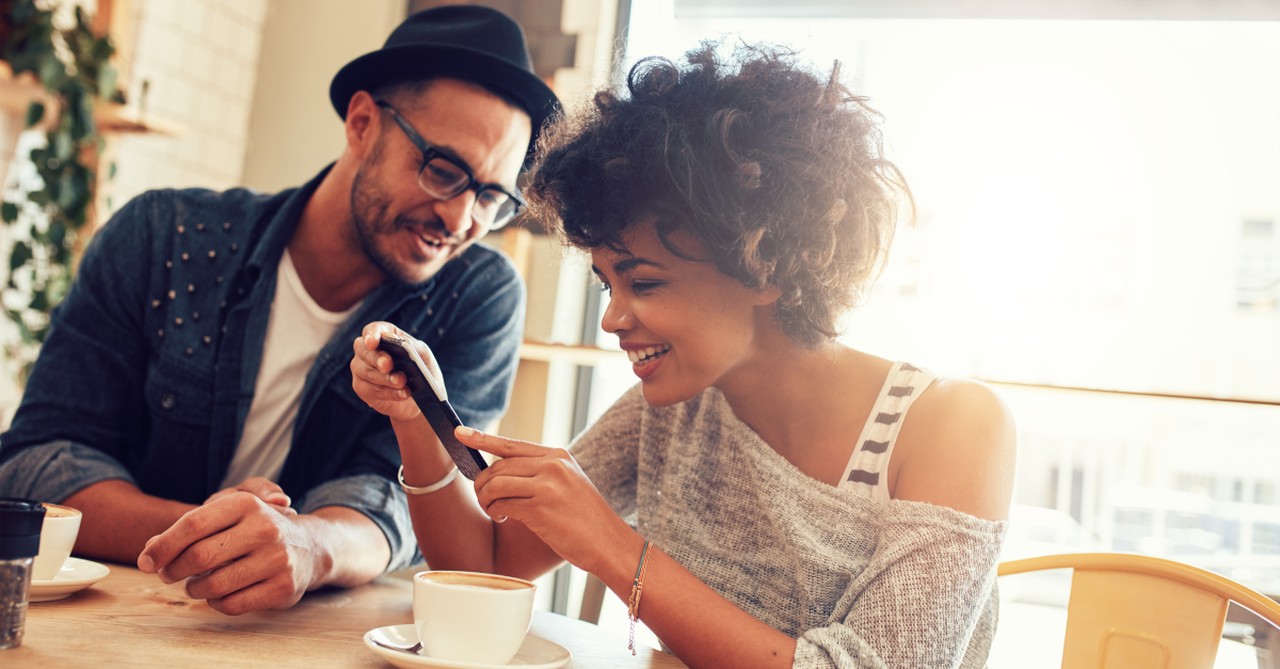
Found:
[136,491,328,615]
[204,476,296,515]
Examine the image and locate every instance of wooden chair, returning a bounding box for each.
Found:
[998,552,1280,669]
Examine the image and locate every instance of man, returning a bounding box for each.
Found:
[0,5,557,615]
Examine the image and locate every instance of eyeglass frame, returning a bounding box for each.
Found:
[373,99,526,229]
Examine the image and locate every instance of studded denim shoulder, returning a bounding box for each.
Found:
[0,167,526,571]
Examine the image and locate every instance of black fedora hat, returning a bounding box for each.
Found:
[329,5,560,152]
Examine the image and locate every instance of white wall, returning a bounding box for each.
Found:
[1,0,409,425]
[240,0,406,193]
[110,0,406,209]
[109,0,270,208]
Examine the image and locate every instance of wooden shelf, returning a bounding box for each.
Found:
[0,68,56,129]
[0,60,182,137]
[94,101,183,136]
[520,339,624,366]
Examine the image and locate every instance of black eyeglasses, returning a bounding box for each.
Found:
[374,100,525,229]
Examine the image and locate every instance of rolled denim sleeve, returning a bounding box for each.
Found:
[0,440,136,502]
[298,473,418,572]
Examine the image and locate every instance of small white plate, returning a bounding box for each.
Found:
[363,624,571,669]
[29,557,110,602]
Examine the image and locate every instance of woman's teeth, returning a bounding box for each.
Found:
[628,344,671,364]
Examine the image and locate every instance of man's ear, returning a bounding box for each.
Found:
[344,91,379,154]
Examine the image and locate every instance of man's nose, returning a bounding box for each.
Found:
[433,190,477,239]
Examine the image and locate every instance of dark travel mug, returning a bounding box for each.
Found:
[0,498,46,649]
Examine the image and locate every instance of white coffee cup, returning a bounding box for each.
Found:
[32,503,82,581]
[413,570,536,664]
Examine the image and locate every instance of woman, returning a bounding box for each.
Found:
[351,42,1016,669]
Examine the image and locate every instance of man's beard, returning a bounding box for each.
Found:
[350,163,454,289]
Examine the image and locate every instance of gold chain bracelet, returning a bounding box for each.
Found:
[627,539,653,655]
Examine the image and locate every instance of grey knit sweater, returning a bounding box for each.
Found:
[572,385,1007,669]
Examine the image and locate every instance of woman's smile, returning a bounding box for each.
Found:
[625,343,672,379]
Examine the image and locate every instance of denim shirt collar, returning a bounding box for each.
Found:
[235,165,438,442]
[247,162,438,312]
[245,164,322,282]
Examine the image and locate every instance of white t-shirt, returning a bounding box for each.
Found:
[221,250,360,487]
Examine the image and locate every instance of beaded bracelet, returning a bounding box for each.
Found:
[627,539,653,655]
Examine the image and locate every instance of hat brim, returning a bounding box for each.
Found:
[330,44,559,154]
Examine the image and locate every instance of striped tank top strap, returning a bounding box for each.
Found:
[838,362,938,500]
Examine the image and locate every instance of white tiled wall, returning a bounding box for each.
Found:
[105,0,269,215]
[0,0,269,424]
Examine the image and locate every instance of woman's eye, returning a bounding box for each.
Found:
[631,281,663,294]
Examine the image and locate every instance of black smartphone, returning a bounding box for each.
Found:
[378,334,488,480]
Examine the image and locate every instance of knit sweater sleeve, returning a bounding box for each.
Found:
[570,384,1005,669]
[793,500,1006,669]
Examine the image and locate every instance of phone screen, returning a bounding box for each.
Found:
[379,335,488,480]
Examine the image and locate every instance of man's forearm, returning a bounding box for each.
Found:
[63,479,195,564]
[304,506,393,589]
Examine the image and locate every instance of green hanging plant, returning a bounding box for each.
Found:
[1,0,124,381]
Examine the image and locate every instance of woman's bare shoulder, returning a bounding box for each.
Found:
[891,376,1018,521]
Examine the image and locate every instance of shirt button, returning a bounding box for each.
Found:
[160,394,176,410]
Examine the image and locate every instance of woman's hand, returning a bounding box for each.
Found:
[350,322,445,422]
[459,427,630,574]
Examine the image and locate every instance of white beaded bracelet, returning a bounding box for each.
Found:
[398,465,459,495]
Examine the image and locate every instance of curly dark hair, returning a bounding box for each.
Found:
[525,42,912,347]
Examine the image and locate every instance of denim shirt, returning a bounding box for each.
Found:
[0,167,526,570]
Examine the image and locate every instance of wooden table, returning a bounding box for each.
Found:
[8,563,687,668]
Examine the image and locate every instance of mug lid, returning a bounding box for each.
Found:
[0,498,45,559]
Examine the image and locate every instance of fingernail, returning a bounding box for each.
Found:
[456,426,475,437]
[137,554,155,572]
[397,389,408,399]
[495,515,508,524]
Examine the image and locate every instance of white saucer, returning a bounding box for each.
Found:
[364,624,571,669]
[29,557,110,602]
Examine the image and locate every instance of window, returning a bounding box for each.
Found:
[560,3,1280,660]
[558,4,1280,651]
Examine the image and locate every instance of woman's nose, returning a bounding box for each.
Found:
[600,294,633,333]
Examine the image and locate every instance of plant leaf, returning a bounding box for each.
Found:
[30,287,49,313]
[25,101,46,128]
[98,66,117,100]
[37,56,64,88]
[10,242,33,272]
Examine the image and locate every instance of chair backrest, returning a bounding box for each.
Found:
[998,552,1280,669]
